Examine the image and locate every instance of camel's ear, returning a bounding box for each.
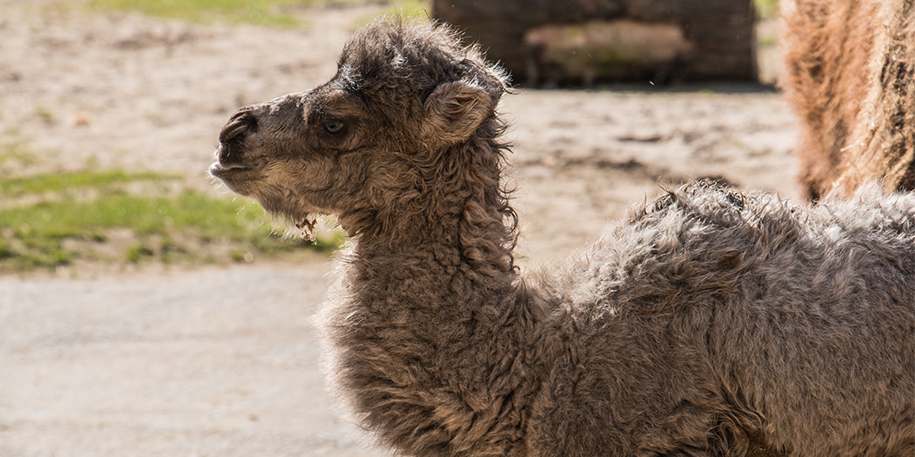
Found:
[422,81,494,144]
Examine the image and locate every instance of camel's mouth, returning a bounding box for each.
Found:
[209,140,267,179]
[209,160,252,176]
[208,159,266,193]
[209,161,257,178]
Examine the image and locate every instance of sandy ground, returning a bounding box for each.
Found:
[1,2,802,455]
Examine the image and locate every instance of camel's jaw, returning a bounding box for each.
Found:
[210,148,339,222]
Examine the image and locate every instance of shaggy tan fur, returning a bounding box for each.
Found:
[780,0,914,200]
[210,19,915,457]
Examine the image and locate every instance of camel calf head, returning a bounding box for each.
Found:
[210,19,508,237]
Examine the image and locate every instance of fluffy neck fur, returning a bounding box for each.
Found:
[320,133,551,456]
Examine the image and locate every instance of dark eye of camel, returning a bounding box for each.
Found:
[325,119,345,134]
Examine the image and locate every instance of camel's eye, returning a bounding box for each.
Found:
[325,120,345,134]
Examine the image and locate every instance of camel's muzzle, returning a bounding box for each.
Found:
[211,109,262,179]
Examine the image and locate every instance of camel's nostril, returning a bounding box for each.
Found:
[215,144,234,166]
[219,111,258,144]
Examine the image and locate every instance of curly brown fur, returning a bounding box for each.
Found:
[780,0,915,200]
[211,18,915,457]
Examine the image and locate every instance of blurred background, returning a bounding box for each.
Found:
[1,1,799,456]
[0,0,786,275]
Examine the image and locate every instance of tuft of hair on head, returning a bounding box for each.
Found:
[338,17,510,138]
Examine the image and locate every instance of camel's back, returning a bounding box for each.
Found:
[714,184,914,456]
[543,180,915,456]
[562,181,914,319]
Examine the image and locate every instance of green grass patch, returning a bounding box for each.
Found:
[0,170,173,198]
[88,0,428,27]
[5,192,254,241]
[0,170,343,272]
[372,0,427,20]
[90,0,303,26]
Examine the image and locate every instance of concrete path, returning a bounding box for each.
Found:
[0,261,388,457]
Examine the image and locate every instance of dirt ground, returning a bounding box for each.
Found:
[1,2,802,455]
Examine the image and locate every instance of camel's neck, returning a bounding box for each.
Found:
[350,234,519,346]
[351,219,518,323]
[323,197,546,455]
[348,204,525,366]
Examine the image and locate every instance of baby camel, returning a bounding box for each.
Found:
[210,19,915,457]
